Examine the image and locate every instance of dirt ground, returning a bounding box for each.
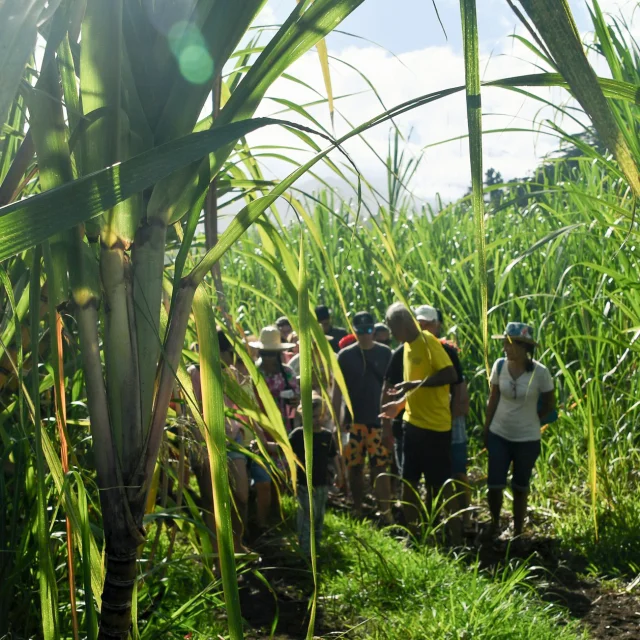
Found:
[236,493,640,639]
[472,532,640,639]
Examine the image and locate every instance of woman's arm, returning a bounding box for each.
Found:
[538,390,555,419]
[483,384,500,447]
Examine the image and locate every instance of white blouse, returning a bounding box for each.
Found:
[489,359,554,442]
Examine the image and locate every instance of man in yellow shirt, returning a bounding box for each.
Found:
[381,303,460,541]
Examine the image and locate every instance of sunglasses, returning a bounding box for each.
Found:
[354,325,374,335]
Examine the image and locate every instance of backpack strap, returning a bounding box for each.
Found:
[497,357,505,378]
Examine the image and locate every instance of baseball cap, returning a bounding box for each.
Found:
[353,311,375,334]
[414,305,438,323]
[275,316,291,328]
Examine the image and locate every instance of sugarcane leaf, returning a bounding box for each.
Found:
[498,223,584,288]
[0,0,47,127]
[297,231,318,639]
[191,284,242,639]
[28,249,59,639]
[0,117,291,262]
[154,0,266,145]
[460,0,488,372]
[517,0,640,197]
[486,72,640,105]
[5,81,482,267]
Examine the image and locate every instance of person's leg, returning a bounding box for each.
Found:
[349,465,365,515]
[250,458,273,531]
[401,423,424,534]
[228,456,250,552]
[440,480,462,545]
[488,488,503,532]
[511,440,541,536]
[392,421,405,499]
[255,482,271,530]
[450,417,471,529]
[344,424,366,515]
[486,431,511,535]
[453,472,471,529]
[512,489,528,536]
[367,425,393,523]
[371,466,393,524]
[424,430,460,544]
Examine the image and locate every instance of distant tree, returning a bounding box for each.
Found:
[485,168,504,207]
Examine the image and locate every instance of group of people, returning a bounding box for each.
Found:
[189,302,556,556]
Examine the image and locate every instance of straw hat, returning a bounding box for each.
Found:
[492,322,538,346]
[249,325,295,351]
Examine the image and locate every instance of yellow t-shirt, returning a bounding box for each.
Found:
[403,330,453,431]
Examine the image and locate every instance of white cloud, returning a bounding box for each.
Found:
[225,1,636,220]
[245,34,574,207]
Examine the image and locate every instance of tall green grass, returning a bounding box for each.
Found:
[219,148,640,575]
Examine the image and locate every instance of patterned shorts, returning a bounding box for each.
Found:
[344,423,391,468]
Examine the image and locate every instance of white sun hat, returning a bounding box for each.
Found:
[249,325,296,351]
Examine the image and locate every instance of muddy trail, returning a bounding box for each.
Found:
[236,494,640,639]
[471,532,640,639]
[238,532,331,639]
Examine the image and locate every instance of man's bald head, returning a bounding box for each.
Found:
[385,302,418,344]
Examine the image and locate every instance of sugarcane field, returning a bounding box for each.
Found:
[2,1,640,639]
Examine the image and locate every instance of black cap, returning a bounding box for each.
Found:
[374,322,389,332]
[353,311,375,327]
[315,305,331,322]
[275,316,290,328]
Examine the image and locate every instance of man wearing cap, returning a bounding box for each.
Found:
[373,322,392,347]
[316,304,348,353]
[382,302,460,541]
[332,311,393,521]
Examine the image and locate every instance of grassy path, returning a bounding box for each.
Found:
[240,504,590,639]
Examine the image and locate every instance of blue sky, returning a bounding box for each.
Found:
[266,0,608,61]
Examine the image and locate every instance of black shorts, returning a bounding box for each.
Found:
[402,422,452,488]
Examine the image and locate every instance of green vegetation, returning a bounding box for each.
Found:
[2,0,640,638]
[221,148,640,577]
[318,511,587,640]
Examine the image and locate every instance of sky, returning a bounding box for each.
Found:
[230,0,639,215]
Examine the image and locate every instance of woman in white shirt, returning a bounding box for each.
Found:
[483,323,555,538]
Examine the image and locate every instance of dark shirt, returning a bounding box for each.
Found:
[441,340,464,385]
[326,326,349,352]
[384,345,405,424]
[385,344,404,386]
[289,427,337,487]
[337,342,392,427]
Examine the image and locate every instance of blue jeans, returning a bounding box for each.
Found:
[297,484,329,554]
[451,416,468,475]
[487,431,541,493]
